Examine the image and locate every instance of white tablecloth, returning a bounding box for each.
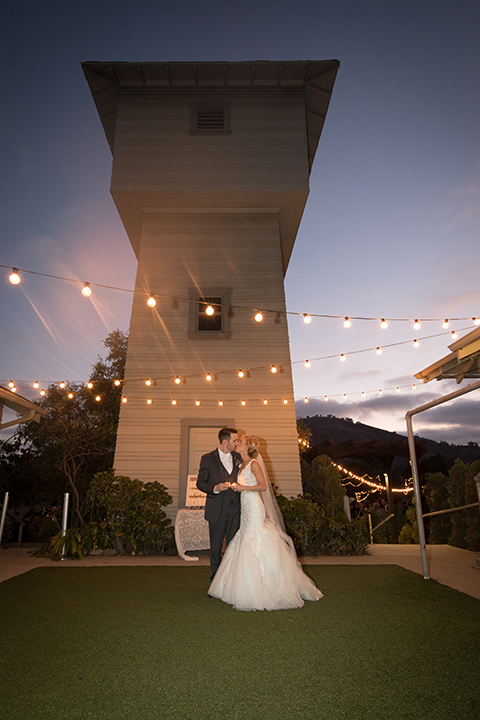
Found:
[174,508,210,561]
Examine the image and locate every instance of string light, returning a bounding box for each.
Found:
[305,360,311,368]
[263,399,269,405]
[218,400,224,406]
[380,318,388,329]
[474,318,480,326]
[145,379,153,386]
[11,386,17,392]
[451,330,458,340]
[68,393,74,399]
[238,370,245,378]
[254,312,263,323]
[33,381,39,389]
[8,381,14,388]
[396,386,400,392]
[59,382,65,389]
[171,399,177,405]
[8,268,21,285]
[114,380,121,386]
[195,399,201,406]
[95,395,101,402]
[270,365,277,374]
[205,305,215,316]
[304,397,308,403]
[413,339,420,347]
[340,354,346,362]
[303,314,311,324]
[343,393,347,399]
[146,398,153,404]
[241,400,247,406]
[81,283,92,297]
[361,391,365,397]
[283,399,288,404]
[40,390,46,396]
[121,397,128,403]
[376,347,382,355]
[343,317,351,328]
[412,384,416,390]
[205,373,212,382]
[174,376,181,384]
[442,319,449,329]
[378,389,382,394]
[147,297,156,308]
[413,319,421,330]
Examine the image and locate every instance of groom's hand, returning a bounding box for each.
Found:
[215,482,231,492]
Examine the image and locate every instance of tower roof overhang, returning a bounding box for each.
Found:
[82,59,340,173]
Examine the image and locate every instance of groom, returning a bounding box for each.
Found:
[196,427,242,579]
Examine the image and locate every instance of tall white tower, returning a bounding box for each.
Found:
[83,60,339,516]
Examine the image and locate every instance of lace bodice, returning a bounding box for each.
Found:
[237,461,258,487]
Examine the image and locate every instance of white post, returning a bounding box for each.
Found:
[0,492,9,547]
[406,415,430,579]
[61,493,69,558]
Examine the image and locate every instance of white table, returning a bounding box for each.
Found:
[174,508,210,561]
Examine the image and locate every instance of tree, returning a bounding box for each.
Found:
[302,454,345,518]
[0,330,128,524]
[297,419,312,452]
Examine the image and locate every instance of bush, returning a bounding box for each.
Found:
[37,471,175,559]
[277,494,368,556]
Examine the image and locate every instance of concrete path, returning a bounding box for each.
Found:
[0,544,479,599]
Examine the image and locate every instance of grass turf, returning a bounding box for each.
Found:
[0,565,478,720]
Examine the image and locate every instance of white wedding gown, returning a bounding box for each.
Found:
[208,461,323,611]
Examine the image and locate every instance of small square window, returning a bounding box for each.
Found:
[188,288,232,338]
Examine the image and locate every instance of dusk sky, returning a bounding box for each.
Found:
[1,0,479,444]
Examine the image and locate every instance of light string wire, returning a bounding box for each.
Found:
[2,263,478,325]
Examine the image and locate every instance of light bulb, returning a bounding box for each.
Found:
[413,339,419,347]
[474,317,480,326]
[218,400,224,406]
[11,386,17,392]
[379,389,382,394]
[380,318,388,329]
[340,354,346,362]
[205,373,212,382]
[33,381,39,389]
[396,387,400,392]
[451,331,458,339]
[114,380,121,386]
[122,397,128,403]
[8,381,14,388]
[254,312,263,323]
[412,384,416,390]
[442,319,449,329]
[205,305,215,316]
[324,395,328,401]
[68,393,74,399]
[82,283,92,297]
[270,365,277,374]
[238,370,244,378]
[147,296,156,308]
[413,319,421,330]
[174,376,181,384]
[241,400,247,406]
[304,397,308,403]
[303,314,311,324]
[305,360,311,368]
[376,347,382,355]
[40,389,46,396]
[195,400,201,406]
[343,317,351,328]
[59,382,65,389]
[145,379,152,386]
[283,399,288,404]
[361,391,365,397]
[263,399,269,405]
[343,394,347,399]
[95,395,101,402]
[147,398,153,405]
[9,269,21,284]
[171,399,177,405]
[87,382,93,389]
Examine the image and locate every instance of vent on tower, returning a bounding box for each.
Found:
[190,103,231,134]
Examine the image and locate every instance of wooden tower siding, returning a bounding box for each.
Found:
[83,61,339,518]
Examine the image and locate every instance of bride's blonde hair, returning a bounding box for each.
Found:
[244,436,259,459]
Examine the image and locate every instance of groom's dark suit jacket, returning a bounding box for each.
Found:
[196,449,241,523]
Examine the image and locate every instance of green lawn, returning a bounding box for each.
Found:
[0,565,478,720]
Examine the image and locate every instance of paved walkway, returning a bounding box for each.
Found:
[0,544,479,598]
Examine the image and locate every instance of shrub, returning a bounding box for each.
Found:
[277,494,368,556]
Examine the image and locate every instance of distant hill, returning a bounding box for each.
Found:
[299,414,480,467]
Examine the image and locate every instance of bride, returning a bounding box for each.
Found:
[208,435,323,611]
